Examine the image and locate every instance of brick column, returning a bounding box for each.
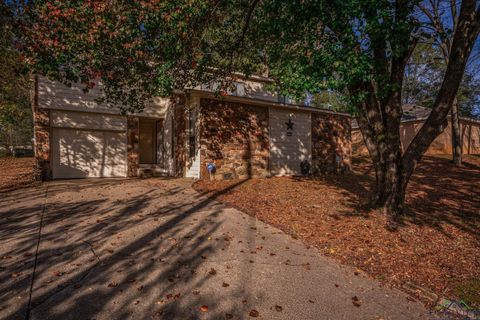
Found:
[34,108,52,180]
[127,116,140,177]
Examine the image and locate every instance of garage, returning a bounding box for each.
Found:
[269,108,311,176]
[50,110,127,179]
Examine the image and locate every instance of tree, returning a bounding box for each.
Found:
[20,0,480,223]
[417,0,479,166]
[402,42,444,106]
[403,42,480,118]
[20,0,263,113]
[247,0,479,222]
[0,1,32,156]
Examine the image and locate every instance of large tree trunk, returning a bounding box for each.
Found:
[451,98,462,166]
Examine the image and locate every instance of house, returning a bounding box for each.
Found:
[352,104,480,156]
[33,75,352,180]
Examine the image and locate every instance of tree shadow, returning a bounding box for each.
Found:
[318,155,480,240]
[399,156,480,240]
[0,177,256,320]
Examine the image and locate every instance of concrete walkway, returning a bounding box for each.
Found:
[0,178,429,320]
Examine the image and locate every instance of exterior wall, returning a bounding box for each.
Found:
[269,108,311,176]
[127,116,140,177]
[464,120,480,155]
[173,95,187,177]
[353,119,480,156]
[185,96,201,178]
[37,76,170,118]
[199,98,269,180]
[196,77,279,103]
[34,108,52,180]
[163,107,174,175]
[50,110,126,131]
[311,113,352,174]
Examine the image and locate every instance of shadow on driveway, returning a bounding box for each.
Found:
[0,178,428,320]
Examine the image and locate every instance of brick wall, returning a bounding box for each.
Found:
[127,116,140,177]
[34,108,51,180]
[199,98,269,180]
[311,113,352,174]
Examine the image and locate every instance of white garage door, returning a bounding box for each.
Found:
[50,111,127,179]
[269,108,311,176]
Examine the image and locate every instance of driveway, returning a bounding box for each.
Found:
[0,178,429,320]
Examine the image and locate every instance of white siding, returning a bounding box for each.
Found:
[163,106,174,175]
[51,110,126,131]
[37,76,170,117]
[243,80,278,102]
[196,79,279,102]
[186,99,200,178]
[269,108,311,176]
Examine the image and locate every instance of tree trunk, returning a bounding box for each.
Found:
[401,0,479,216]
[451,99,462,166]
[383,156,405,227]
[353,0,478,227]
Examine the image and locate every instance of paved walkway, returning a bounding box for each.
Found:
[0,178,429,320]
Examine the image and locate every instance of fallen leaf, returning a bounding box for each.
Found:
[249,309,259,317]
[352,296,361,307]
[222,282,230,287]
[200,305,209,312]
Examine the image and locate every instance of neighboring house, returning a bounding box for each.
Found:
[352,104,480,156]
[33,75,352,180]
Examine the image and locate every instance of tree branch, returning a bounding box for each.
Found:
[402,0,479,184]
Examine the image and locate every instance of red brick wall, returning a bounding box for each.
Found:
[34,108,51,180]
[311,113,352,174]
[127,116,140,177]
[199,98,269,180]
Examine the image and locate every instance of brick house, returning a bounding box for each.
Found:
[33,75,352,180]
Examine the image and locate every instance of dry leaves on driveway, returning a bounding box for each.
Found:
[194,155,480,308]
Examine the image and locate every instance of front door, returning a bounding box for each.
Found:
[139,119,156,164]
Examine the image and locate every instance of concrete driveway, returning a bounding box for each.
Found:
[0,178,429,320]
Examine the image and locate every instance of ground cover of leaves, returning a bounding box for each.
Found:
[0,157,37,192]
[194,155,480,307]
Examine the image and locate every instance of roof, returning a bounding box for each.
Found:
[351,104,480,129]
[187,89,352,118]
[401,104,431,121]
